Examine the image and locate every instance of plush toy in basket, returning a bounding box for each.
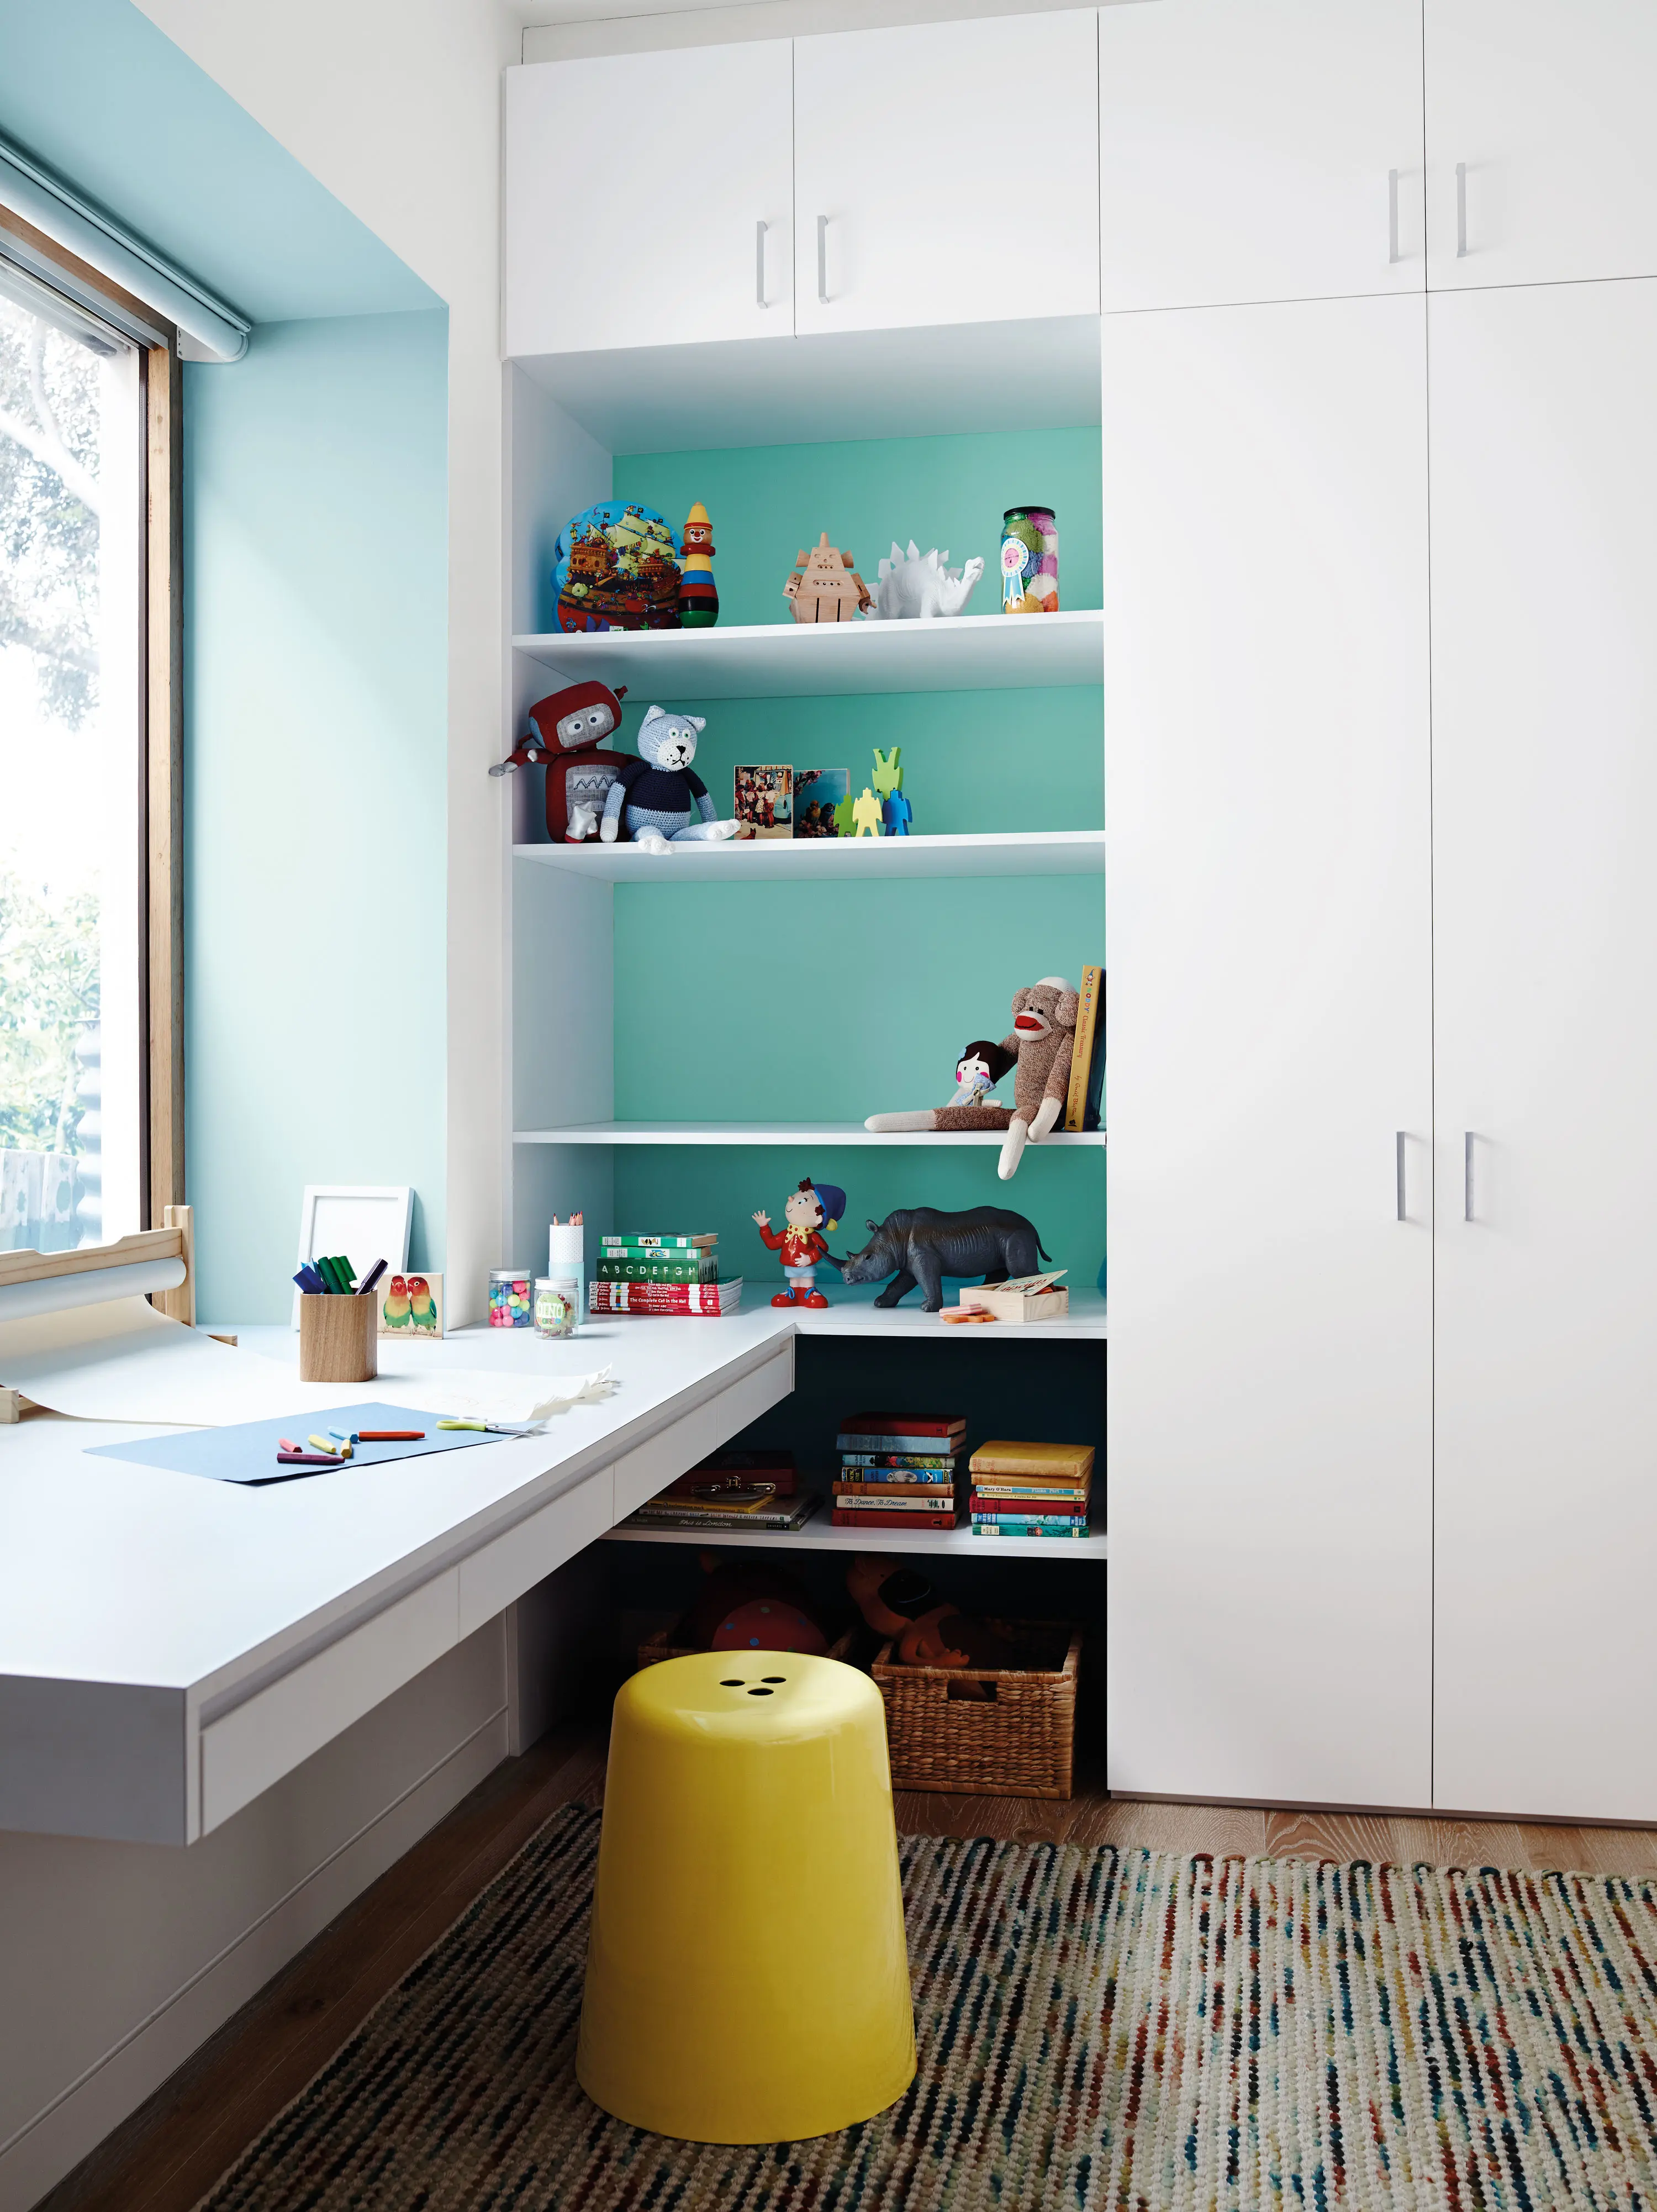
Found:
[864,977,1079,1178]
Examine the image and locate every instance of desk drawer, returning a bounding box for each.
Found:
[199,1572,460,1834]
[457,1470,614,1636]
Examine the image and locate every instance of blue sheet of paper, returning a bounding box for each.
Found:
[84,1403,512,1485]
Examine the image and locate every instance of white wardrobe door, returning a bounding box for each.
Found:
[1426,0,1657,288]
[793,12,1100,338]
[1105,296,1433,1808]
[1432,281,1657,1824]
[504,45,794,357]
[1098,0,1426,313]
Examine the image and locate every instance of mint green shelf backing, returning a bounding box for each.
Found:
[611,424,1102,631]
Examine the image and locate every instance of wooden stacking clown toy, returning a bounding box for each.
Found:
[678,501,719,627]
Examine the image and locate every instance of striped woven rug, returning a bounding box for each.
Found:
[197,1806,1657,2211]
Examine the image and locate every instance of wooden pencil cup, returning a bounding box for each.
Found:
[299,1294,377,1384]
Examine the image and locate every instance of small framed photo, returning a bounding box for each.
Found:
[378,1270,444,1338]
[795,767,848,838]
[293,1185,412,1328]
[733,763,793,839]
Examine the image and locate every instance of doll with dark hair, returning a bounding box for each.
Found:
[947,1039,1016,1110]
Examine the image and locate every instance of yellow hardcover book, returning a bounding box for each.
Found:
[968,1439,1095,1483]
[1064,963,1104,1131]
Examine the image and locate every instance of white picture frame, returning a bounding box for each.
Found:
[293,1186,413,1328]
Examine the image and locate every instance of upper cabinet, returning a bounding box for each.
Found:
[504,43,794,356]
[1097,0,1426,313]
[1425,0,1657,288]
[791,12,1100,338]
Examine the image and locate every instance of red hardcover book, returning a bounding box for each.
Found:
[834,1481,961,1501]
[968,1488,1087,1516]
[838,1413,965,1439]
[831,1508,957,1530]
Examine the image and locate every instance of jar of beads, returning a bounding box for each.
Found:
[488,1267,534,1327]
[1000,505,1059,614]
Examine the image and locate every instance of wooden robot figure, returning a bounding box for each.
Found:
[784,532,872,623]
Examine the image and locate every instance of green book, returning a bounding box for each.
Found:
[600,1234,717,1251]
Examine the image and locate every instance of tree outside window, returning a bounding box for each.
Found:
[0,272,142,1250]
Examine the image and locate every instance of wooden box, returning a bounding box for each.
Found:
[872,1621,1080,1799]
[958,1282,1070,1324]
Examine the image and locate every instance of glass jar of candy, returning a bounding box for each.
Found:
[488,1267,534,1326]
[1000,505,1059,613]
[533,1276,581,1338]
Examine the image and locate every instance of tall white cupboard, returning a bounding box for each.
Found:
[1102,296,1434,1809]
[1105,2,1657,1823]
[1430,280,1657,1824]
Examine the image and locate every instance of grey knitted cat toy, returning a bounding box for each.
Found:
[599,704,741,853]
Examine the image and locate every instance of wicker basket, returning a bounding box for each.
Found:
[636,1622,858,1669]
[872,1620,1080,1799]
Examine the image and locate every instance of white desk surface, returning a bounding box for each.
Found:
[0,1309,793,1704]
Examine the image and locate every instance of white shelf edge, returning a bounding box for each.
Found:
[511,829,1105,883]
[513,1123,1106,1149]
[604,1520,1106,1558]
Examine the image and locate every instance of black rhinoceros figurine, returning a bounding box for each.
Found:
[828,1205,1051,1312]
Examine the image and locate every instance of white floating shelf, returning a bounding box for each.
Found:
[605,1516,1107,1559]
[511,609,1103,699]
[790,1286,1107,1340]
[514,1121,1107,1150]
[513,829,1104,883]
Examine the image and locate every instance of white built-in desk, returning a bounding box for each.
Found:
[0,1312,795,1845]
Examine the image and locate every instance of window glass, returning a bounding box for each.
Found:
[0,267,142,1250]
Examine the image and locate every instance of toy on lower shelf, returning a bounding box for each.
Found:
[830,1205,1052,1314]
[599,705,740,851]
[864,976,1081,1179]
[753,1178,847,1308]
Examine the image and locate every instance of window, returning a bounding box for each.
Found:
[0,221,179,1252]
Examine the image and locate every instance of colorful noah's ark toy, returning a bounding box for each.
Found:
[554,500,683,633]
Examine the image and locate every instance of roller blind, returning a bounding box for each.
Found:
[0,131,250,362]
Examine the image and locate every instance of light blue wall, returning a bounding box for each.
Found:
[184,311,450,1316]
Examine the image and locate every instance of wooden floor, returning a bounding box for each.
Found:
[41,1725,1657,2212]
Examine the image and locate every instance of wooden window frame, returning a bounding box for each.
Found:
[0,204,186,1249]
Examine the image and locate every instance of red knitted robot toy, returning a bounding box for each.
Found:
[488,678,629,842]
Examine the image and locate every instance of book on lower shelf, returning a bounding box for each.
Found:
[969,1519,1093,1540]
[967,1439,1093,1537]
[625,1489,822,1534]
[832,1487,960,1513]
[830,1507,957,1530]
[589,1278,743,1315]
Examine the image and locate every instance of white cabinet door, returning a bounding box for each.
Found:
[1105,296,1434,1808]
[1098,0,1426,313]
[793,12,1100,338]
[504,45,794,357]
[1426,0,1657,288]
[1431,281,1657,1824]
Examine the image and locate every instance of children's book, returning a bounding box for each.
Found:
[970,1520,1091,1540]
[733,763,793,839]
[601,1233,717,1250]
[840,1450,957,1472]
[794,767,848,838]
[831,1508,957,1530]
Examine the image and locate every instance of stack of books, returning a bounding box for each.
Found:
[968,1440,1094,1539]
[831,1412,966,1531]
[624,1449,820,1535]
[588,1233,743,1316]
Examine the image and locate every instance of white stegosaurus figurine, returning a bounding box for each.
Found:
[867,540,985,620]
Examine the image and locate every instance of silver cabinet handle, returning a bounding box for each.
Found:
[1464,1131,1475,1221]
[1388,169,1400,264]
[755,220,768,308]
[1396,1131,1407,1220]
[1455,162,1469,257]
[817,213,830,306]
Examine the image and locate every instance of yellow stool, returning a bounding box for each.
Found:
[577,1650,915,2142]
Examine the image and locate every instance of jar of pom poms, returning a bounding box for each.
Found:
[488,1267,534,1326]
[1000,506,1058,614]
